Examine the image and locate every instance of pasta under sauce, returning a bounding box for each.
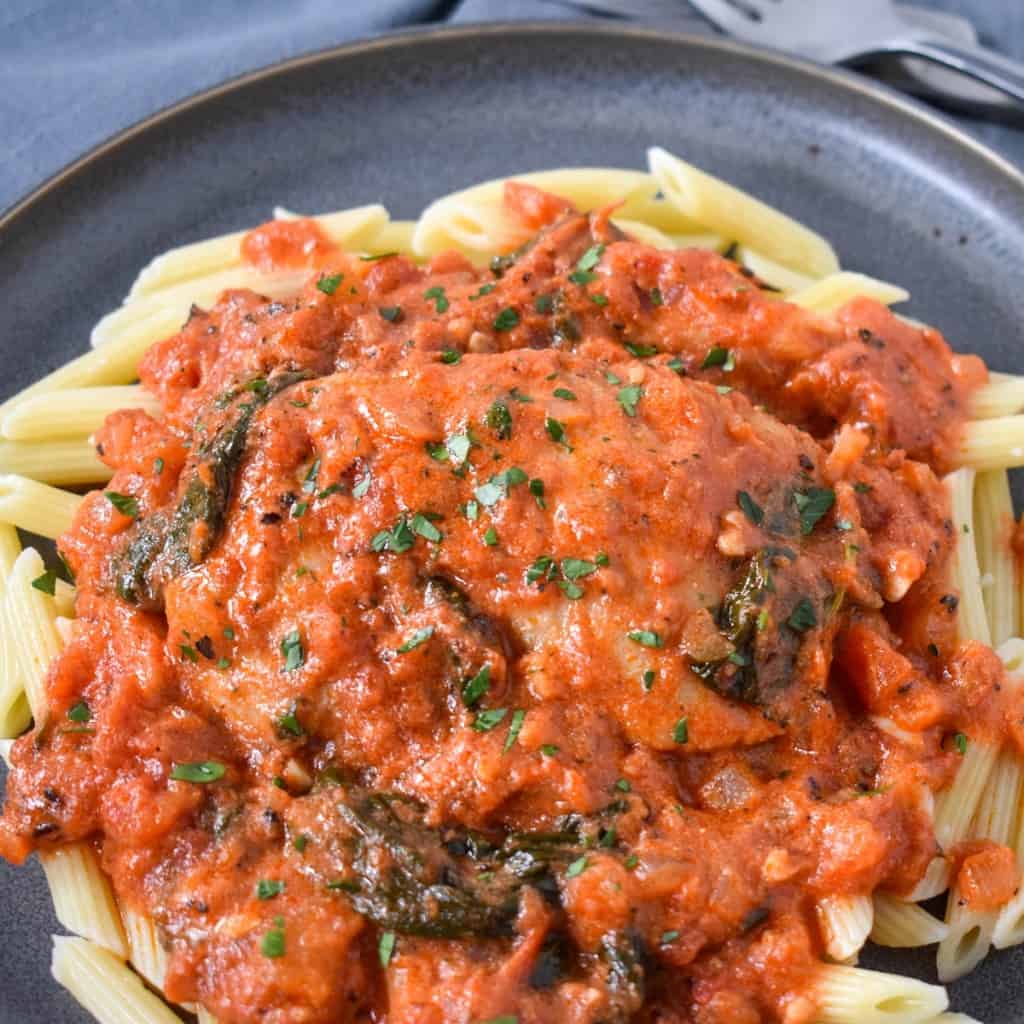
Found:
[0,185,1011,1023]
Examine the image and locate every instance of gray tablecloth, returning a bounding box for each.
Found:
[1,0,1021,214]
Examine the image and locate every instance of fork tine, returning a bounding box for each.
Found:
[687,0,759,34]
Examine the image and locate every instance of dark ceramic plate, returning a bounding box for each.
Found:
[2,22,1023,1024]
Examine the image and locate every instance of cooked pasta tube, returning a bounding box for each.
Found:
[1,385,160,441]
[51,937,183,1024]
[786,272,909,313]
[971,372,1024,420]
[121,907,170,994]
[734,245,817,293]
[0,523,29,738]
[816,894,873,963]
[959,416,1024,472]
[363,219,417,257]
[947,468,991,647]
[0,439,111,486]
[93,268,308,348]
[646,146,840,277]
[871,894,949,947]
[40,844,128,958]
[0,475,83,539]
[812,963,948,1024]
[974,469,1018,646]
[126,203,388,298]
[6,547,62,719]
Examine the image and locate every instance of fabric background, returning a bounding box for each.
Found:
[2,0,1022,215]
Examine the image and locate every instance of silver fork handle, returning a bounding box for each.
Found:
[877,38,1024,106]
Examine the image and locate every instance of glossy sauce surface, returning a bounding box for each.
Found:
[0,188,1004,1024]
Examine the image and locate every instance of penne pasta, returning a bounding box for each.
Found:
[786,272,909,313]
[0,523,30,738]
[0,474,83,539]
[816,893,873,963]
[362,219,417,257]
[971,372,1024,420]
[1,385,161,441]
[646,146,840,277]
[871,894,949,947]
[40,843,128,958]
[0,438,111,486]
[734,245,817,293]
[122,906,170,994]
[974,469,1018,646]
[127,203,388,299]
[947,468,991,647]
[51,936,184,1024]
[812,963,948,1024]
[959,415,1024,472]
[6,547,63,719]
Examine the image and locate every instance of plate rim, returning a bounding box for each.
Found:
[3,19,1024,234]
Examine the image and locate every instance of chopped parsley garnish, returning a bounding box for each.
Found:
[493,308,520,331]
[470,283,496,301]
[786,598,817,633]
[397,626,434,653]
[105,491,139,519]
[31,570,57,595]
[595,552,609,566]
[281,629,305,672]
[565,856,588,878]
[534,293,554,314]
[483,526,499,547]
[716,385,733,395]
[464,500,480,521]
[701,346,733,371]
[553,387,577,401]
[462,665,491,707]
[835,518,854,531]
[423,285,449,313]
[854,482,872,494]
[529,478,546,509]
[360,251,398,261]
[561,558,598,581]
[624,854,639,870]
[378,305,403,322]
[302,457,321,493]
[371,516,415,553]
[667,356,685,374]
[527,555,557,585]
[642,669,655,692]
[615,778,631,792]
[737,491,763,526]
[223,626,235,640]
[291,501,308,518]
[153,457,164,474]
[486,400,513,439]
[503,709,526,753]
[379,930,396,967]
[628,629,663,648]
[180,644,198,662]
[623,342,658,359]
[793,487,835,534]
[170,761,226,784]
[256,880,285,901]
[650,287,664,306]
[474,467,527,507]
[672,717,689,744]
[569,269,597,285]
[411,513,442,543]
[590,294,608,306]
[480,1017,518,1024]
[604,369,622,385]
[67,700,91,723]
[440,348,462,365]
[617,385,643,418]
[545,416,567,444]
[293,834,309,852]
[316,272,343,295]
[661,930,680,945]
[473,708,508,732]
[558,580,583,599]
[540,744,560,756]
[508,387,532,403]
[261,918,286,958]
[577,244,605,271]
[352,472,372,499]
[278,707,304,737]
[955,732,969,755]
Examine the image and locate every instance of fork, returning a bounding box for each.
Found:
[688,0,1024,106]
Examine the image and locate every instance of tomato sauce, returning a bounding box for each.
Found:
[0,186,1000,1023]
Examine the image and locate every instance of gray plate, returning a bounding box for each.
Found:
[1,22,1023,1024]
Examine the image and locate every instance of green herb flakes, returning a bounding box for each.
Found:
[261,919,286,958]
[672,717,689,744]
[256,880,284,901]
[281,629,305,672]
[565,856,588,878]
[737,490,763,526]
[462,665,491,707]
[617,385,643,418]
[316,272,343,295]
[440,349,462,365]
[423,285,449,313]
[378,305,403,322]
[786,598,817,633]
[171,761,226,784]
[379,930,396,967]
[627,629,663,648]
[67,700,91,723]
[105,491,139,519]
[794,487,835,535]
[397,626,435,653]
[503,709,526,753]
[493,308,520,331]
[473,708,508,732]
[31,570,57,595]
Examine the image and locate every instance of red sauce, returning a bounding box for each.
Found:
[0,187,999,1023]
[240,217,339,272]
